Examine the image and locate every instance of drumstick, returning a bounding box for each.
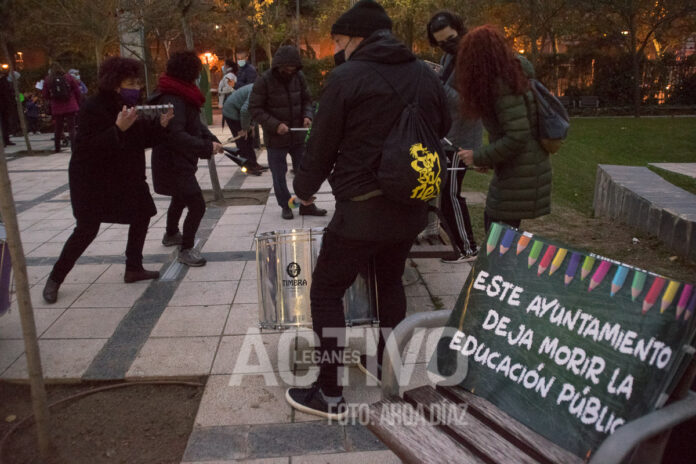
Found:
[290,128,310,131]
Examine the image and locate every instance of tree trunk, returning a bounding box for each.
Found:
[182,15,194,49]
[0,132,52,461]
[630,32,641,118]
[180,9,223,201]
[1,36,32,154]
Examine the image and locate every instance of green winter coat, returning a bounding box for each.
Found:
[473,57,552,221]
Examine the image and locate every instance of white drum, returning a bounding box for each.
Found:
[256,228,378,330]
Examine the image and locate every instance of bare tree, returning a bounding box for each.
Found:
[583,0,696,116]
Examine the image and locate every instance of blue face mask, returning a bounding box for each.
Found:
[119,88,140,106]
[238,60,246,68]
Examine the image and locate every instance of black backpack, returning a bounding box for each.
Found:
[529,79,570,154]
[371,64,447,206]
[50,75,71,101]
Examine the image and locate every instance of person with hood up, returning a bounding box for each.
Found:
[249,45,326,219]
[284,0,450,420]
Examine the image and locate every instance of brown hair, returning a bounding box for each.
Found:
[456,25,529,119]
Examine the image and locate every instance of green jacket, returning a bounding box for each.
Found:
[222,83,253,130]
[473,57,552,221]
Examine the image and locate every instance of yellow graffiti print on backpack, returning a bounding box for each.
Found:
[409,143,442,201]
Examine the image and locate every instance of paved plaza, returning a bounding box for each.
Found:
[1,125,474,463]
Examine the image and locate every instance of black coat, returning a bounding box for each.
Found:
[150,94,219,197]
[69,91,160,224]
[249,46,313,148]
[234,63,257,90]
[293,31,451,242]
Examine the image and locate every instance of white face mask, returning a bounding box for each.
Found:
[237,60,246,67]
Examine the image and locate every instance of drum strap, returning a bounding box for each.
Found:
[350,189,384,202]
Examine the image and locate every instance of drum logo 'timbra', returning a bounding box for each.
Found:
[284,262,307,287]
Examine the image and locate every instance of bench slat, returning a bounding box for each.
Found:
[367,397,485,464]
[439,386,584,464]
[404,386,541,464]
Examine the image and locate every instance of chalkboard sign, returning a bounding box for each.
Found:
[434,223,696,458]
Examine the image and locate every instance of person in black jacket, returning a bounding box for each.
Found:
[285,0,451,419]
[151,51,223,267]
[233,50,257,90]
[42,57,173,304]
[249,45,326,219]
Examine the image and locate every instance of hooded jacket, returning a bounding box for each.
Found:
[249,46,313,148]
[222,83,253,130]
[473,56,552,221]
[293,31,451,242]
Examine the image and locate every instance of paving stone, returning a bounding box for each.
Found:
[151,305,230,337]
[0,340,26,375]
[247,422,345,459]
[234,280,258,304]
[50,264,111,284]
[126,336,219,377]
[403,282,429,297]
[292,451,400,464]
[0,307,65,339]
[25,265,53,285]
[217,213,263,226]
[27,283,89,309]
[169,281,239,307]
[183,261,246,282]
[26,241,67,258]
[212,332,290,375]
[183,459,288,464]
[3,338,107,380]
[420,272,468,296]
[242,261,257,281]
[71,283,148,308]
[411,258,473,274]
[225,303,262,335]
[195,375,299,427]
[203,236,255,253]
[344,425,390,453]
[406,296,437,314]
[42,307,130,339]
[182,425,250,461]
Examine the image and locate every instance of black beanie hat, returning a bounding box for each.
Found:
[331,0,392,38]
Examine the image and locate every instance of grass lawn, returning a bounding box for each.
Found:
[459,117,696,281]
[462,117,696,214]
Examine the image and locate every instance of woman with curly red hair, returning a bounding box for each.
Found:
[456,25,552,232]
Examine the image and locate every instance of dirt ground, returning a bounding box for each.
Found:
[0,380,204,464]
[467,204,696,283]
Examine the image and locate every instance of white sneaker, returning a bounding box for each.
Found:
[178,248,207,267]
[440,250,478,264]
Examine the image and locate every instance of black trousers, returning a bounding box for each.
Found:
[224,117,258,165]
[483,211,521,234]
[53,112,76,151]
[166,192,206,250]
[0,110,10,145]
[441,150,477,254]
[310,229,413,396]
[49,217,150,284]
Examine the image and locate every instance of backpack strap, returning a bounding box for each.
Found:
[367,61,423,107]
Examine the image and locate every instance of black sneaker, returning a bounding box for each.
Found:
[440,249,478,264]
[162,231,183,247]
[281,206,293,220]
[299,204,327,216]
[285,383,348,420]
[357,354,382,385]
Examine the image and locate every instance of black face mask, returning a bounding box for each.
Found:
[440,36,460,56]
[333,49,346,67]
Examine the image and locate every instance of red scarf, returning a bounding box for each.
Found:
[157,74,205,108]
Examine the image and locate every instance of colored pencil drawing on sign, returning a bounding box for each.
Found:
[433,224,696,459]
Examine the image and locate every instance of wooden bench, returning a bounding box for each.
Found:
[578,96,600,108]
[558,96,574,110]
[367,310,696,464]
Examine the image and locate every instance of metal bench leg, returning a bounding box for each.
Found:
[381,310,452,399]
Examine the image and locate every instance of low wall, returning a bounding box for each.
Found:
[593,165,696,263]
